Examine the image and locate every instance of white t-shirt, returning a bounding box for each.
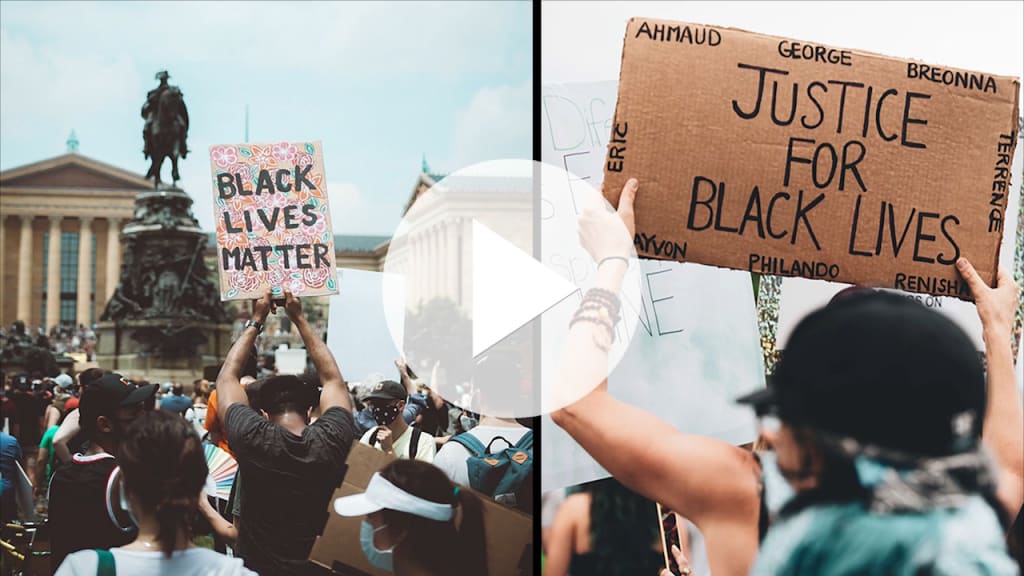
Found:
[433,424,530,486]
[55,547,256,576]
[359,425,436,462]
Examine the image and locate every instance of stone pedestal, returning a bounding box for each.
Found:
[95,320,232,382]
[97,184,231,381]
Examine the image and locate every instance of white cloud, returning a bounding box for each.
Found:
[442,79,533,172]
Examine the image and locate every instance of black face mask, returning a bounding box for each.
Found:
[371,404,401,426]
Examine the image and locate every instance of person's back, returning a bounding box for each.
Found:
[48,453,134,569]
[226,399,354,574]
[217,291,357,576]
[55,547,251,576]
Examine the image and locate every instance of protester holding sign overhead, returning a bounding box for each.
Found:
[552,177,1021,574]
[217,290,356,576]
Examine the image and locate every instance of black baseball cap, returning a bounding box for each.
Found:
[739,291,985,456]
[80,373,157,432]
[364,380,407,402]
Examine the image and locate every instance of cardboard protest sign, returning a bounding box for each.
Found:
[774,135,1023,352]
[309,443,532,576]
[542,81,761,492]
[209,141,338,301]
[326,268,405,383]
[604,18,1020,299]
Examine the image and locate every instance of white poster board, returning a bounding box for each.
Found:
[327,268,406,384]
[541,81,764,492]
[776,141,1023,351]
[275,348,308,376]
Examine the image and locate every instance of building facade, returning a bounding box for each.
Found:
[0,151,147,330]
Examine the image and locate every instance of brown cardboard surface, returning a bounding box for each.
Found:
[604,18,1020,299]
[309,442,532,576]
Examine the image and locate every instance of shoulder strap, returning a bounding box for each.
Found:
[448,432,487,457]
[95,549,116,576]
[514,430,533,450]
[409,427,422,460]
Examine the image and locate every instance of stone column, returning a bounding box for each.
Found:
[16,216,33,323]
[76,217,93,327]
[46,216,62,331]
[105,218,121,300]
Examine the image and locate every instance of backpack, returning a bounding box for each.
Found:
[369,426,423,460]
[449,430,533,513]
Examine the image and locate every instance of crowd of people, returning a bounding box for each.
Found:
[0,291,534,576]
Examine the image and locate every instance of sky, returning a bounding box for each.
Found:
[0,1,532,234]
[543,0,1023,105]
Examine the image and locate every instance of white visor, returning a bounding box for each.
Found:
[334,472,454,522]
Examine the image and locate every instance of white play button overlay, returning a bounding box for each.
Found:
[472,219,577,357]
[380,159,641,418]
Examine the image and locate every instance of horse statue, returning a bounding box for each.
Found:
[142,70,189,188]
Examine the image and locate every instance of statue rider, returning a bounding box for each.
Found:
[142,70,189,159]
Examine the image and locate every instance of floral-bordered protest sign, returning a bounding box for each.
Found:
[209,141,338,301]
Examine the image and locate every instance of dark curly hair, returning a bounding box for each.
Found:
[586,477,661,576]
[117,410,208,557]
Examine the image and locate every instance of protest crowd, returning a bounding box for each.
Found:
[1,290,533,576]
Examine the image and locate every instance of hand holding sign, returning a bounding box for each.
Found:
[957,258,1020,338]
[579,178,638,263]
[253,290,274,323]
[283,290,304,322]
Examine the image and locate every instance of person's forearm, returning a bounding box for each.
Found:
[217,326,258,412]
[295,314,350,410]
[554,261,627,407]
[199,497,238,546]
[983,325,1023,512]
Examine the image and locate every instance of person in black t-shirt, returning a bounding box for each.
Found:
[217,290,356,576]
[47,373,157,572]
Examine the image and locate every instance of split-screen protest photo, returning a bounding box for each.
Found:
[2,1,1023,575]
[541,2,1022,576]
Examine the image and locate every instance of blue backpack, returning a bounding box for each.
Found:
[448,430,533,513]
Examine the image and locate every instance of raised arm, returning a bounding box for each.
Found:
[550,179,760,557]
[283,290,350,413]
[958,258,1023,518]
[217,292,272,413]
